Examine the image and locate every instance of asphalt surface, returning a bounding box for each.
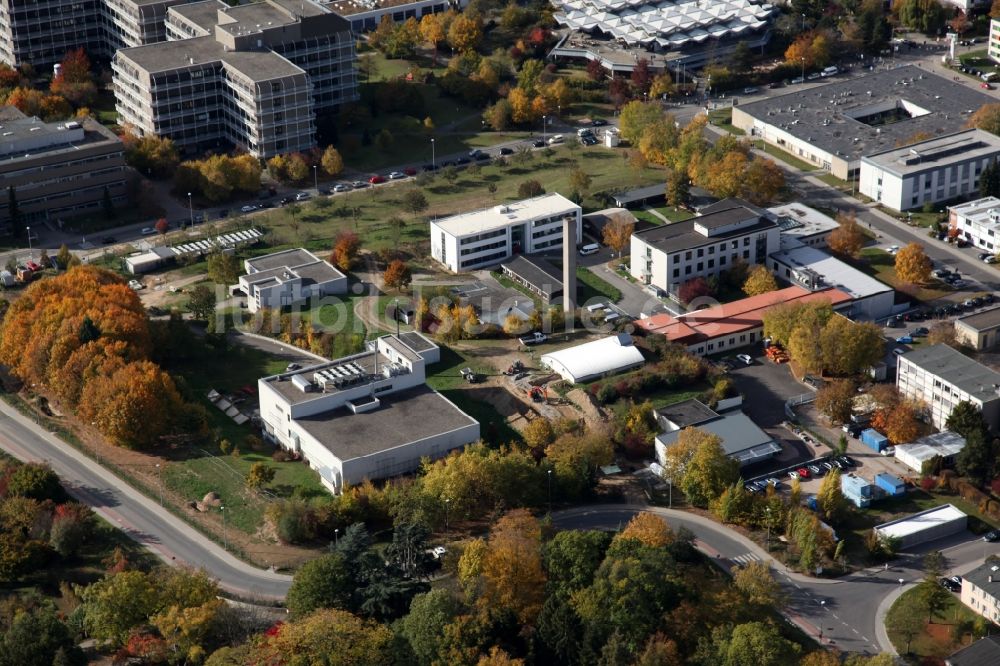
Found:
[554,504,1000,656]
[0,397,293,601]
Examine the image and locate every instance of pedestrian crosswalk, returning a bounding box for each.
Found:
[731,553,763,566]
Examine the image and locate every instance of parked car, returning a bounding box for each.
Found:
[839,455,857,467]
[422,164,439,171]
[218,209,230,218]
[532,139,545,148]
[240,204,258,213]
[128,279,144,290]
[403,167,417,176]
[984,530,1000,542]
[880,446,896,457]
[766,477,781,488]
[369,175,386,184]
[895,335,913,344]
[591,118,608,126]
[295,192,311,201]
[796,467,810,479]
[333,183,351,193]
[940,577,961,592]
[736,354,753,365]
[982,82,994,90]
[351,181,368,189]
[388,171,406,180]
[286,363,301,372]
[808,464,824,477]
[912,327,929,337]
[499,147,514,155]
[140,226,156,235]
[742,86,759,95]
[788,470,800,480]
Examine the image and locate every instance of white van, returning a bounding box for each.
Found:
[586,302,608,313]
[579,243,599,256]
[547,134,564,145]
[821,66,839,77]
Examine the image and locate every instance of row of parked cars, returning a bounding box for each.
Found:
[744,455,857,493]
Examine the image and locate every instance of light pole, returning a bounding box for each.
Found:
[25,226,31,261]
[801,13,806,33]
[187,192,193,228]
[220,505,228,551]
[431,138,435,169]
[765,506,771,551]
[547,469,553,512]
[155,463,163,506]
[334,527,339,547]
[819,600,826,641]
[444,498,450,532]
[313,165,318,192]
[800,57,805,82]
[542,115,548,144]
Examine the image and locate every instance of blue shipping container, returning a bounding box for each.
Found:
[860,429,888,452]
[875,473,905,497]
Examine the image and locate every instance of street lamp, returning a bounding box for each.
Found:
[819,600,826,641]
[220,505,228,552]
[765,506,771,551]
[187,192,193,228]
[444,498,450,532]
[431,138,436,169]
[542,115,548,144]
[800,56,806,82]
[547,469,553,512]
[155,463,163,506]
[334,527,339,547]
[313,165,318,192]
[25,226,31,261]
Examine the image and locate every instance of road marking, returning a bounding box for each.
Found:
[731,553,762,566]
[852,629,860,635]
[832,614,839,620]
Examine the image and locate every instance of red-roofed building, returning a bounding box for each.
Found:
[635,285,853,356]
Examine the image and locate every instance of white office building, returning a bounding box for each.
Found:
[896,344,1000,432]
[430,194,581,272]
[767,203,840,248]
[257,333,480,493]
[237,248,347,313]
[859,130,1000,212]
[629,198,780,298]
[948,196,1000,253]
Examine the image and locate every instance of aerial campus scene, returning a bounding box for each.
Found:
[11,0,1000,665]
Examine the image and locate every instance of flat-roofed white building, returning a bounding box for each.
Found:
[894,431,966,473]
[948,196,1000,254]
[430,194,581,272]
[874,504,967,549]
[238,248,347,313]
[767,203,840,248]
[258,333,479,493]
[859,129,1000,212]
[768,240,895,320]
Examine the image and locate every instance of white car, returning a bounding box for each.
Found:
[431,546,447,559]
[880,446,896,456]
[240,205,258,213]
[333,183,351,193]
[140,227,156,235]
[736,354,753,365]
[128,279,144,291]
[295,192,311,201]
[887,245,900,255]
[388,171,407,180]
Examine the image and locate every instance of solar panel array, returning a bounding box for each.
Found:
[172,228,263,257]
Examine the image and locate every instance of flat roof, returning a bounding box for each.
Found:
[247,248,321,272]
[118,33,304,80]
[294,261,345,286]
[656,398,718,428]
[636,285,853,343]
[500,255,563,298]
[657,411,779,461]
[736,65,996,164]
[168,0,220,32]
[632,206,777,253]
[895,431,966,463]
[862,129,1000,177]
[265,350,385,405]
[295,385,478,462]
[397,331,435,353]
[326,0,433,17]
[874,504,966,541]
[770,243,892,299]
[0,108,120,165]
[900,344,1000,403]
[957,306,1000,333]
[431,193,579,238]
[768,203,840,238]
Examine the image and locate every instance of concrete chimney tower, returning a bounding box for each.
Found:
[562,215,577,315]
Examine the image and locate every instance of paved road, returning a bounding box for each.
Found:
[0,397,293,601]
[553,504,1000,656]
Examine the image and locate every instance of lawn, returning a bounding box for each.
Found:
[886,585,982,659]
[165,337,328,533]
[815,173,853,192]
[855,248,951,302]
[753,140,817,172]
[631,210,664,226]
[707,108,744,136]
[425,344,522,445]
[577,267,622,303]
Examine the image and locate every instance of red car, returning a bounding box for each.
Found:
[982,82,994,90]
[797,467,810,479]
[403,167,417,176]
[369,174,386,184]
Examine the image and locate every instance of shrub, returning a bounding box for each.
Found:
[595,383,618,404]
[920,476,936,491]
[218,439,232,455]
[272,449,292,462]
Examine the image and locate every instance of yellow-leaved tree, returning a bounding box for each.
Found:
[742,264,778,297]
[894,242,932,284]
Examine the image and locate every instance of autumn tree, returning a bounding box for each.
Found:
[50,48,96,105]
[732,560,784,608]
[820,316,885,376]
[615,512,674,548]
[246,462,276,490]
[517,179,545,198]
[447,13,482,53]
[884,400,922,445]
[742,265,778,296]
[741,158,785,206]
[477,509,547,624]
[248,608,395,665]
[815,379,856,425]
[817,468,849,524]
[206,252,240,285]
[383,260,412,291]
[569,168,592,200]
[828,211,866,258]
[154,217,169,235]
[522,418,555,450]
[602,214,635,257]
[187,284,217,321]
[419,13,447,63]
[330,231,361,272]
[895,242,932,284]
[667,427,739,507]
[321,145,343,176]
[677,277,712,305]
[120,127,179,178]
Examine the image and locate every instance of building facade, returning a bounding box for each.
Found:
[629,200,780,298]
[896,344,1000,432]
[0,107,127,232]
[991,19,1000,65]
[955,307,1000,351]
[0,0,196,68]
[960,561,1000,625]
[430,194,582,272]
[113,0,356,158]
[948,197,1000,254]
[237,248,347,313]
[257,334,479,494]
[326,0,463,34]
[859,130,1000,212]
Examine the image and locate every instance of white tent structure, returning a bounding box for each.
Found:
[894,431,967,473]
[541,333,645,383]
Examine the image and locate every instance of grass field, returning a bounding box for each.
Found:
[856,248,951,302]
[577,267,622,303]
[708,108,744,136]
[753,140,817,172]
[886,585,981,658]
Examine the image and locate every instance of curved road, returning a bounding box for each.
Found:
[553,505,1000,656]
[0,398,292,601]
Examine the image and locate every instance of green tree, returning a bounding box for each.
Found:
[286,553,352,617]
[956,428,996,485]
[677,429,740,507]
[206,252,240,286]
[885,594,926,654]
[186,284,217,321]
[245,462,275,490]
[80,570,161,645]
[101,186,115,219]
[618,100,666,145]
[5,463,63,500]
[0,606,85,666]
[56,244,73,269]
[946,400,987,439]
[732,560,784,608]
[708,621,800,666]
[400,589,459,665]
[980,158,1000,197]
[816,467,848,525]
[518,179,545,198]
[543,530,612,598]
[569,168,593,200]
[402,189,429,217]
[820,316,884,376]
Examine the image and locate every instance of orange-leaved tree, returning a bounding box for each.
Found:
[330,232,361,272]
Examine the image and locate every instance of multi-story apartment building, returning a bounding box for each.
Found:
[991,19,1000,65]
[0,0,196,68]
[112,0,356,158]
[948,196,1000,254]
[0,106,128,232]
[960,561,1000,626]
[896,344,1000,432]
[859,129,1000,212]
[430,193,582,272]
[629,199,780,298]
